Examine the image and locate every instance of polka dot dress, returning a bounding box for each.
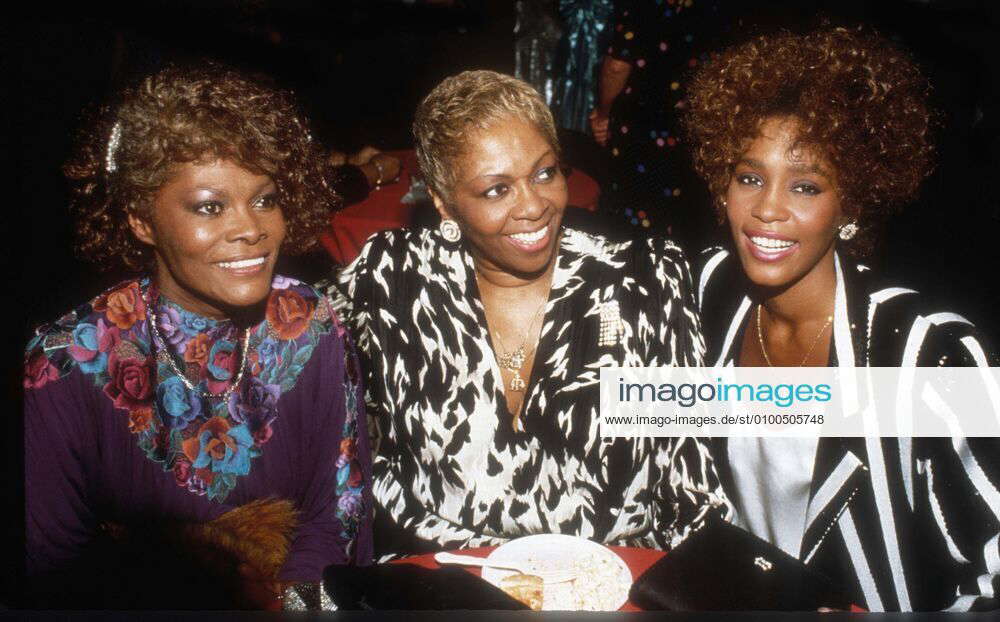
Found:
[601,0,728,247]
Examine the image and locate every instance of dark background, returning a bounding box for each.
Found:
[11,0,1000,342]
[11,0,517,337]
[6,0,1000,606]
[11,1,999,343]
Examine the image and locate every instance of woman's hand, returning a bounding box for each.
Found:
[348,145,382,166]
[328,149,348,167]
[370,153,402,185]
[591,56,631,147]
[346,146,402,188]
[356,153,402,190]
[589,109,610,146]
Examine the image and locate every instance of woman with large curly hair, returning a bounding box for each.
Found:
[23,63,372,609]
[682,27,999,611]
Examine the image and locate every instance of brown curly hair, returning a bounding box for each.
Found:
[683,26,936,255]
[64,62,339,271]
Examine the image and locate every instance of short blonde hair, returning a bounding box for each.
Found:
[413,70,560,200]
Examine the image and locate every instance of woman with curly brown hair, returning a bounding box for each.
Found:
[23,63,372,609]
[682,27,999,611]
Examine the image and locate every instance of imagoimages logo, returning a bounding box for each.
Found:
[616,377,832,408]
[599,366,1000,438]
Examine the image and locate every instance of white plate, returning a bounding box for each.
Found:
[480,534,632,611]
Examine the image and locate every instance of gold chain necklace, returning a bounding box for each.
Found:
[756,304,833,367]
[144,283,251,400]
[493,300,547,392]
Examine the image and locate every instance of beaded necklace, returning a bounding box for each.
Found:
[143,283,250,400]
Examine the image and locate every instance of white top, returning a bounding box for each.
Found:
[708,253,843,559]
[727,437,819,558]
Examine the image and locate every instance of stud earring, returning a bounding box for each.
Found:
[439,219,462,243]
[838,221,858,241]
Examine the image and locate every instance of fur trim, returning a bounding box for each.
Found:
[88,498,299,609]
[183,497,298,579]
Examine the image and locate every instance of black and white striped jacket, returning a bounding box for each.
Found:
[696,246,1000,611]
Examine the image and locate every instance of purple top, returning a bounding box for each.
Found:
[24,276,373,583]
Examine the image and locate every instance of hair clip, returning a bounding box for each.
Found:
[105,121,122,174]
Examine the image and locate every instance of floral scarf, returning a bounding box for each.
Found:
[25,276,365,536]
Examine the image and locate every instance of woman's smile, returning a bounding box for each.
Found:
[434,118,568,280]
[504,223,552,252]
[725,116,843,291]
[743,230,799,262]
[129,159,286,318]
[213,252,271,275]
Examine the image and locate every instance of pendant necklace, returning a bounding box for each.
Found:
[493,299,547,392]
[756,304,833,367]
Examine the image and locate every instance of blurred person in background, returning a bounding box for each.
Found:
[589,0,728,250]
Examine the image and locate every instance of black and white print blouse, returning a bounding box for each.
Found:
[322,227,727,557]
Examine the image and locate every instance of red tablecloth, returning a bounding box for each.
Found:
[320,150,419,266]
[393,545,868,612]
[321,149,601,265]
[393,545,663,612]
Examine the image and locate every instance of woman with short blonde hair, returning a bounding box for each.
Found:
[324,69,724,558]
